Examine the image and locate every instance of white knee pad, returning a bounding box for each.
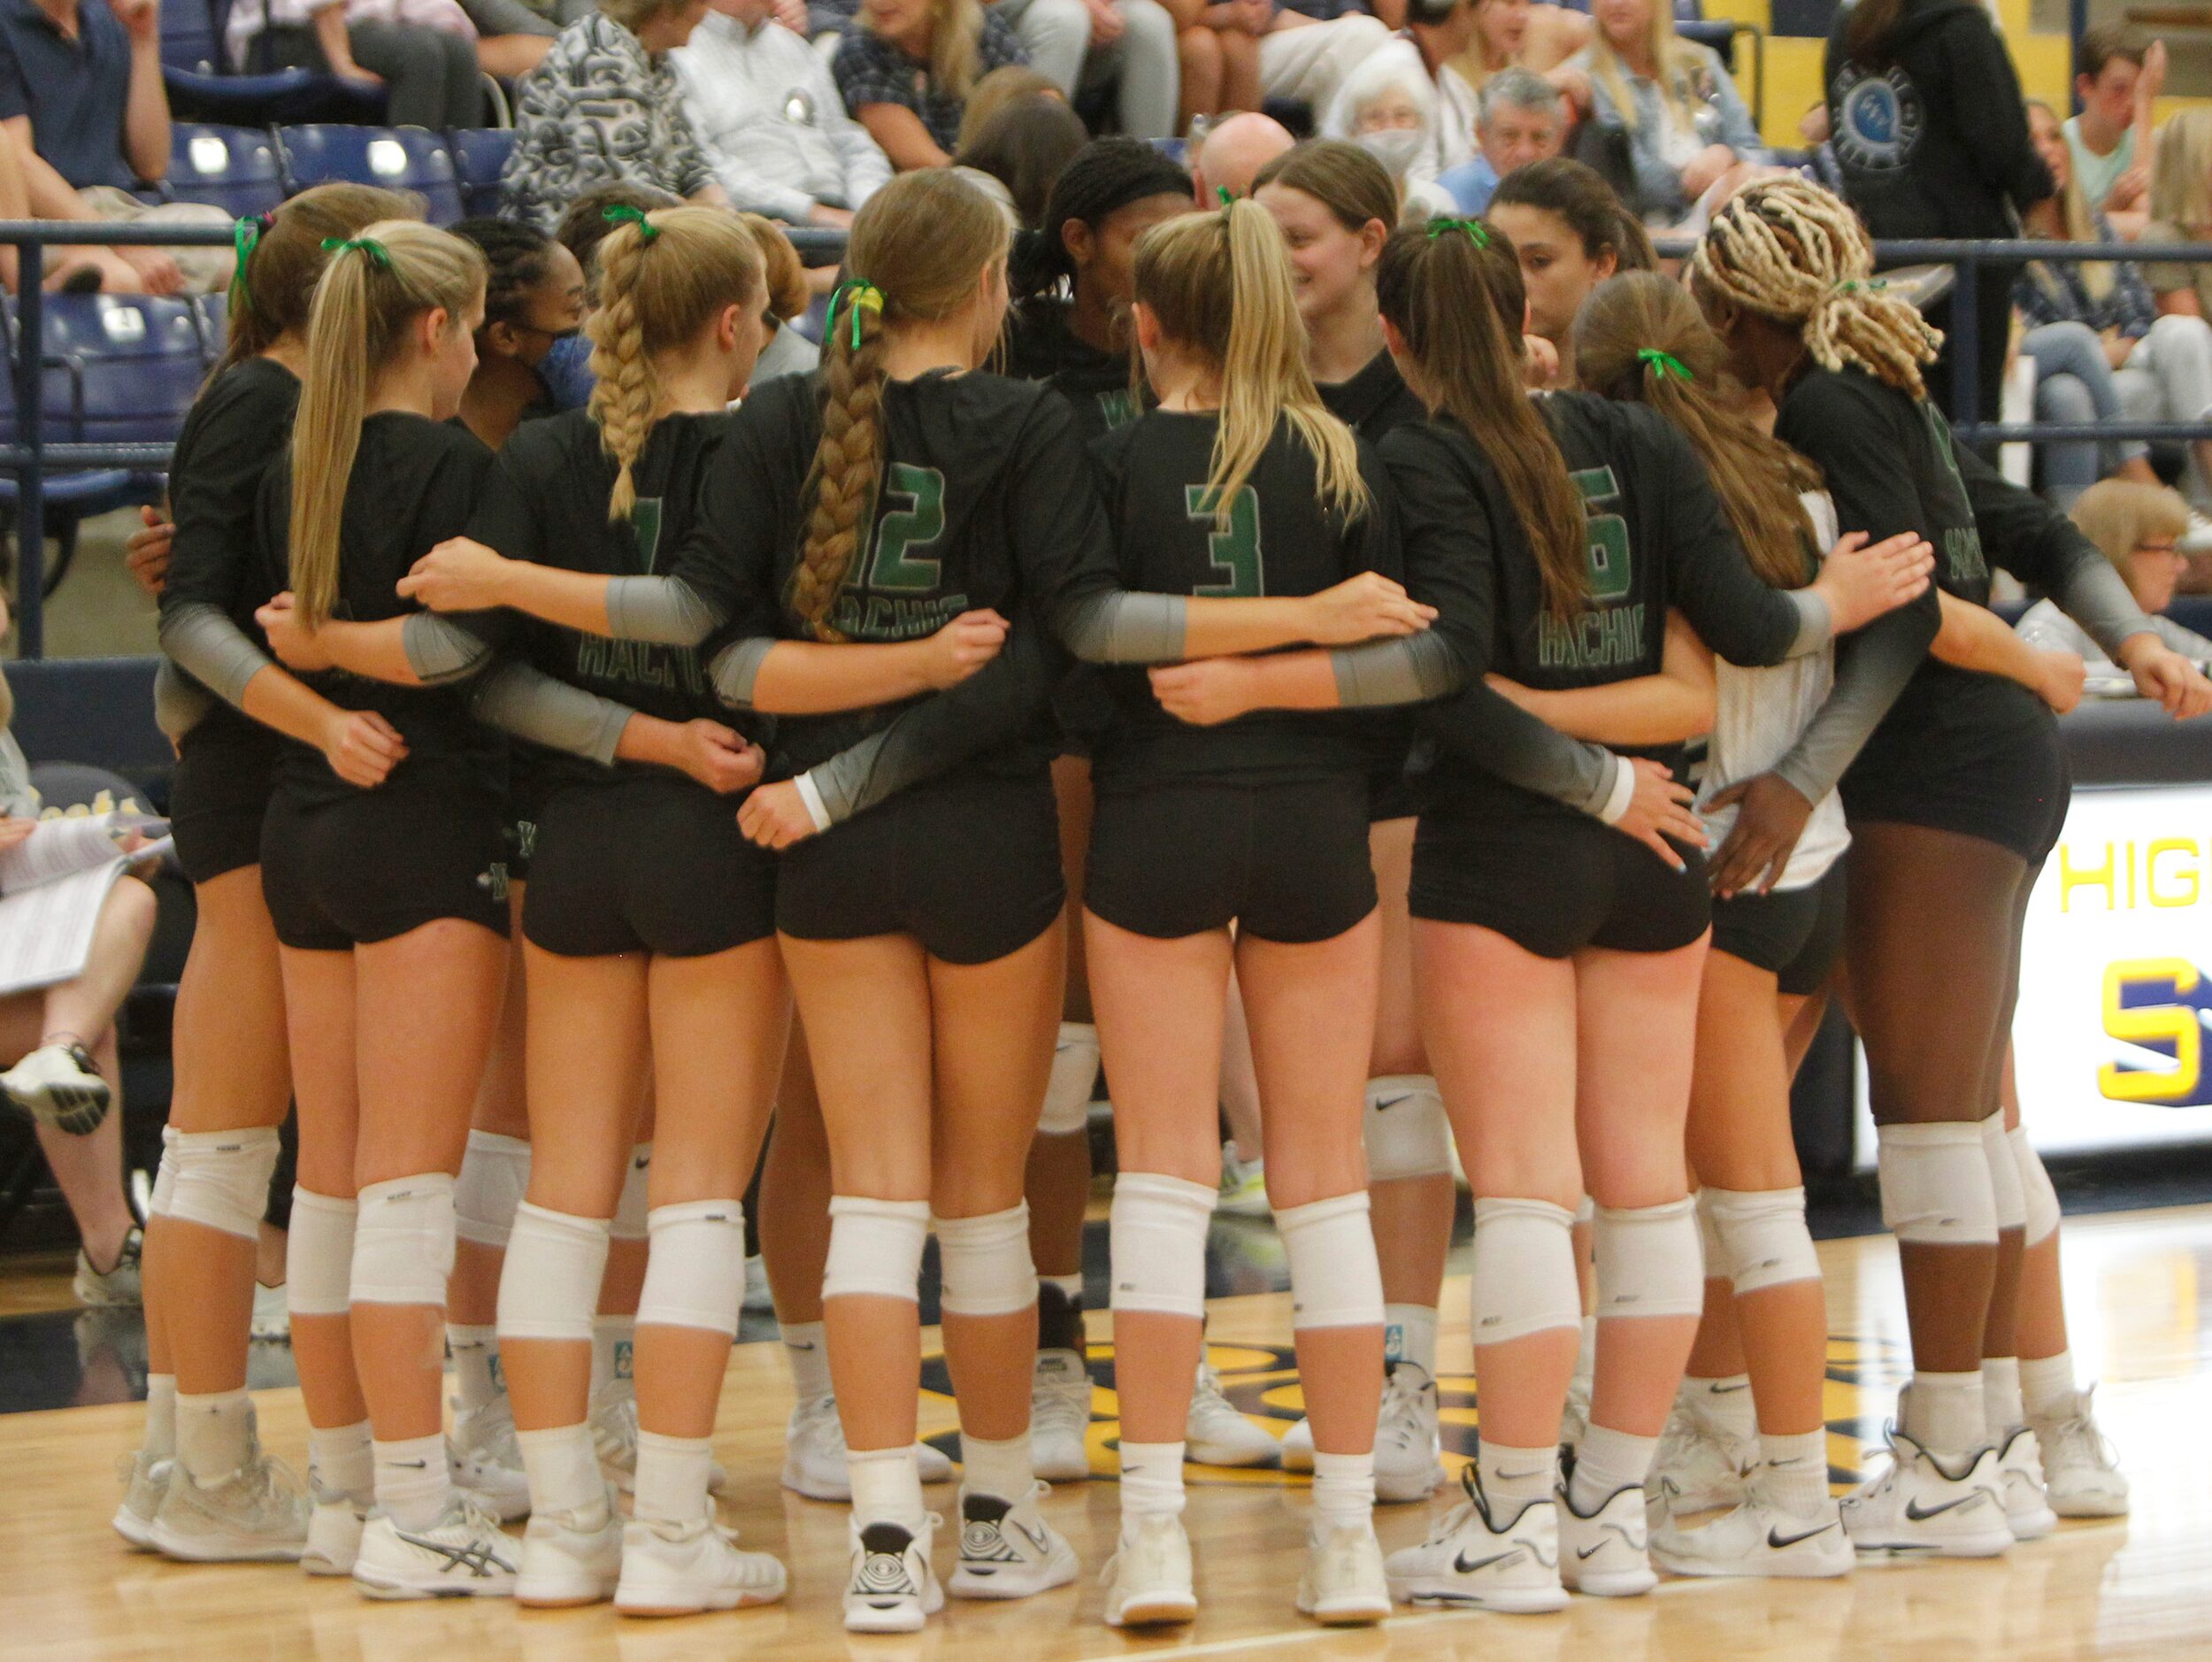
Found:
[149,1124,180,1219]
[349,1173,457,1306]
[1701,1186,1821,1295]
[1694,1188,1726,1271]
[1037,1022,1100,1137]
[1593,1197,1705,1321]
[1274,1190,1385,1330]
[1109,1172,1217,1320]
[1574,1195,1595,1227]
[1469,1196,1580,1344]
[2011,1126,2061,1246]
[495,1202,610,1342]
[933,1204,1037,1318]
[612,1143,653,1242]
[166,1126,282,1241]
[287,1188,356,1318]
[1876,1121,1998,1247]
[822,1196,930,1303]
[1363,1075,1452,1182]
[453,1130,531,1250]
[637,1200,747,1336]
[1980,1111,2025,1233]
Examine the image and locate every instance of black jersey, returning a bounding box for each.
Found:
[1318,351,1425,443]
[469,407,764,793]
[257,413,501,806]
[1002,300,1144,442]
[1387,391,1813,822]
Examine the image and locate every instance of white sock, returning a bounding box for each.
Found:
[592,1315,635,1397]
[515,1421,603,1519]
[1044,1272,1084,1303]
[848,1444,925,1531]
[634,1429,712,1524]
[1684,1373,1756,1439]
[143,1373,177,1462]
[1385,1303,1439,1377]
[175,1387,254,1485]
[1569,1424,1658,1513]
[1477,1440,1555,1516]
[447,1324,502,1414]
[1118,1440,1186,1523]
[2021,1350,2078,1421]
[1572,1315,1598,1388]
[373,1433,452,1530]
[780,1320,833,1403]
[960,1431,1033,1504]
[1901,1372,1987,1461]
[1759,1429,1830,1514]
[1311,1450,1375,1531]
[1982,1356,2024,1434]
[310,1420,373,1499]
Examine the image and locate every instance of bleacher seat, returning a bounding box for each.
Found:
[37,296,210,450]
[160,0,222,75]
[165,0,388,127]
[449,127,517,219]
[165,124,286,219]
[196,292,231,364]
[276,125,464,224]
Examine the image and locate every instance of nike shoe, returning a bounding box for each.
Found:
[1839,1427,2012,1558]
[2030,1386,2129,1518]
[111,1450,170,1550]
[303,1482,367,1577]
[1031,1348,1093,1483]
[148,1451,310,1563]
[615,1514,787,1616]
[948,1481,1079,1599]
[781,1393,956,1500]
[2,1041,111,1135]
[1102,1513,1198,1627]
[351,1495,519,1599]
[515,1495,623,1607]
[73,1227,142,1308]
[249,1281,290,1343]
[450,1396,531,1523]
[1993,1423,2059,1542]
[1648,1384,1755,1514]
[1650,1463,1851,1580]
[1375,1361,1446,1503]
[1279,1414,1316,1474]
[1187,1361,1278,1467]
[842,1512,943,1634]
[1557,1480,1656,1597]
[1217,1143,1269,1219]
[1383,1466,1568,1614]
[1295,1522,1391,1626]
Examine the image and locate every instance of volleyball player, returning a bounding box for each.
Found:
[1487,158,1658,387]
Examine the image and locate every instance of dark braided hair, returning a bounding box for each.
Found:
[1009,137,1194,303]
[453,215,559,334]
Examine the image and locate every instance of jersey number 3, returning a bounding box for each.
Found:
[1186,483,1263,597]
[868,463,949,592]
[1570,466,1632,603]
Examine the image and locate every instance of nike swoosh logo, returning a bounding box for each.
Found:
[1767,1521,1839,1549]
[1706,1381,1750,1395]
[388,1459,429,1469]
[1576,1543,1613,1560]
[1905,1492,1988,1521]
[1496,1468,1547,1482]
[1017,1520,1052,1554]
[1452,1550,1517,1574]
[787,1341,817,1351]
[633,1156,650,1170]
[1374,1094,1414,1111]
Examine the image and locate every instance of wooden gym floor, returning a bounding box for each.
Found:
[5,1204,2210,1661]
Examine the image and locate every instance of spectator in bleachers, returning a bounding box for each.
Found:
[1321,39,1453,216]
[2016,480,2211,673]
[672,0,890,227]
[503,0,732,231]
[1190,107,1290,201]
[449,217,586,449]
[1253,4,1390,126]
[741,208,822,381]
[1394,0,1479,191]
[833,0,1028,171]
[2065,26,2160,234]
[1448,0,1587,106]
[1434,61,1562,212]
[989,0,1180,143]
[0,0,233,293]
[956,60,1060,137]
[2018,97,2212,510]
[1562,0,1762,230]
[2141,110,2212,319]
[955,81,1088,224]
[223,0,488,127]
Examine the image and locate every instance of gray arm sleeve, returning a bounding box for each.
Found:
[151,657,219,742]
[157,601,274,710]
[706,636,778,709]
[1327,632,1464,707]
[2054,556,2157,662]
[1055,591,1189,664]
[1787,589,1833,658]
[1771,615,1931,806]
[401,612,495,684]
[468,660,631,769]
[603,574,725,646]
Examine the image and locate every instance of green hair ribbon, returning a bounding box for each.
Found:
[1835,277,1888,296]
[1427,217,1489,248]
[319,235,391,270]
[1638,348,1693,383]
[1216,185,1236,206]
[602,203,659,242]
[229,212,273,312]
[825,279,886,351]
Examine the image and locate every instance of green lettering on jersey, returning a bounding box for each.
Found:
[1923,407,1990,587]
[1536,604,1647,670]
[1186,483,1264,597]
[1570,466,1632,601]
[866,463,949,592]
[631,496,664,574]
[1096,388,1141,431]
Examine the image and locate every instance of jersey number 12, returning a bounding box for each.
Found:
[1186,483,1263,597]
[868,463,949,592]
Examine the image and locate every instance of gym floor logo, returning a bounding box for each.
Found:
[1832,66,1924,173]
[2101,958,2212,1106]
[921,1335,1909,1489]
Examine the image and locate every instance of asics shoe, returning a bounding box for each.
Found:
[351,1494,519,1599]
[450,1396,530,1523]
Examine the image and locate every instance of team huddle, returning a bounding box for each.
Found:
[100,139,2209,1635]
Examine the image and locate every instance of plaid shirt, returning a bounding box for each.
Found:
[2015,212,2158,341]
[832,11,1025,155]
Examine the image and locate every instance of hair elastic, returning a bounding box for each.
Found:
[602,203,659,242]
[1638,347,1693,382]
[826,279,886,350]
[1427,216,1489,248]
[319,235,391,270]
[1216,184,1236,206]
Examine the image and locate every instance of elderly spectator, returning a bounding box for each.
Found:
[1563,0,1761,228]
[1192,108,1291,202]
[1436,61,1562,211]
[834,0,1027,171]
[2065,25,2161,229]
[955,82,1087,225]
[2016,481,2211,673]
[0,0,232,293]
[672,0,889,227]
[503,0,731,233]
[1322,39,1454,215]
[1396,0,1479,189]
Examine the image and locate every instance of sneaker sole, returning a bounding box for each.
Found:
[1562,1567,1657,1597]
[617,1589,783,1617]
[1849,1527,2013,1559]
[949,1545,1079,1600]
[4,1080,111,1136]
[844,1597,935,1634]
[111,1506,157,1550]
[1652,1543,1853,1580]
[1299,1592,1392,1626]
[353,1571,518,1600]
[515,1573,617,1608]
[2007,1505,2059,1542]
[1388,1576,1570,1614]
[147,1522,304,1564]
[302,1551,355,1577]
[1185,1441,1279,1469]
[2049,1492,2128,1519]
[1106,1590,1198,1627]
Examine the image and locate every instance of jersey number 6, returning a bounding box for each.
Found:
[1186,483,1264,598]
[1570,466,1632,604]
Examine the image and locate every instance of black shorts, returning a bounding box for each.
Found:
[1843,681,2070,866]
[775,772,1064,966]
[504,750,554,883]
[259,786,511,951]
[1051,668,1117,759]
[1086,774,1377,944]
[523,774,778,958]
[1365,723,1429,825]
[1409,806,1710,959]
[1710,862,1847,996]
[169,709,280,885]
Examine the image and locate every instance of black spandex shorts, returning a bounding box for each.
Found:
[1710,862,1847,996]
[1843,687,2070,866]
[1051,669,1117,758]
[1409,806,1710,959]
[259,786,511,951]
[775,771,1064,966]
[504,750,553,883]
[524,774,778,958]
[1086,774,1377,944]
[169,709,280,885]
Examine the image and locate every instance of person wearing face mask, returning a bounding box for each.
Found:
[1391,0,1479,190]
[1323,37,1455,216]
[450,219,589,453]
[1436,65,1563,212]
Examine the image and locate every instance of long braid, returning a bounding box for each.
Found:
[587,220,661,521]
[789,305,887,641]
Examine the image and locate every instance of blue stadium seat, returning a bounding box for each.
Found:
[160,0,222,74]
[277,125,465,224]
[448,127,518,219]
[165,123,286,219]
[196,292,231,363]
[165,0,389,126]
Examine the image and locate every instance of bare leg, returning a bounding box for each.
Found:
[33,1031,134,1271]
[281,946,368,1436]
[759,1020,832,1331]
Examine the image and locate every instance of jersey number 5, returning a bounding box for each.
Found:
[868,463,949,592]
[1186,483,1264,597]
[1570,466,1632,603]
